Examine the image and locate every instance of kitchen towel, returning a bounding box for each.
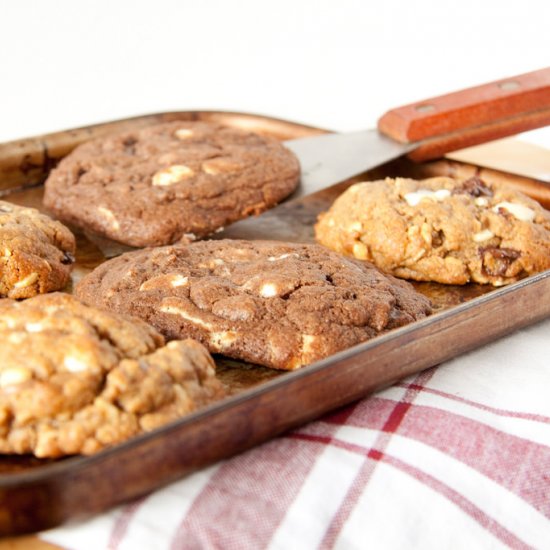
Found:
[41,316,550,549]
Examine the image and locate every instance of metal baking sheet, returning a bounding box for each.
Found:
[0,112,548,535]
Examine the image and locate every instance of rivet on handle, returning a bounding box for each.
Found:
[498,81,521,91]
[415,104,436,113]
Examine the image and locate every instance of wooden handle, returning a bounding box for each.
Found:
[377,67,550,162]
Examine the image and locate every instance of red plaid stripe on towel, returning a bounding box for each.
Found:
[42,317,550,550]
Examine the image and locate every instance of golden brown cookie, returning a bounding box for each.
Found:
[0,201,75,298]
[43,121,300,247]
[315,176,550,286]
[0,293,224,458]
[75,239,431,371]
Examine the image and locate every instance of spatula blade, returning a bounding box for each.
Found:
[284,129,415,196]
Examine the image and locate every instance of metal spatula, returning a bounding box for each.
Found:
[285,67,550,195]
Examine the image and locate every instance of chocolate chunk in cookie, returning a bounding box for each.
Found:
[0,293,224,458]
[43,121,300,247]
[453,176,494,198]
[75,240,431,371]
[0,201,76,299]
[315,177,550,286]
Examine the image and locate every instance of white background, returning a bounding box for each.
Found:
[1,0,550,143]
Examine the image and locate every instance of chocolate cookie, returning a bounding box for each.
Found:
[0,293,224,458]
[75,240,432,370]
[315,176,550,286]
[0,200,76,299]
[43,121,300,247]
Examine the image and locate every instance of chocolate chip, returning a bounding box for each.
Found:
[123,137,137,155]
[494,206,514,220]
[480,247,520,276]
[455,176,493,197]
[432,229,445,247]
[76,167,87,179]
[61,251,75,265]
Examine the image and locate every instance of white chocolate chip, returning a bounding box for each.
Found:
[3,248,11,257]
[492,201,535,222]
[25,322,43,333]
[475,197,489,207]
[169,275,189,287]
[97,207,120,230]
[210,331,237,350]
[160,302,213,329]
[302,334,317,355]
[349,221,362,232]
[434,189,451,200]
[267,253,299,262]
[0,367,32,387]
[14,272,38,289]
[63,356,89,373]
[286,335,319,370]
[473,229,494,242]
[152,165,194,187]
[352,242,369,260]
[259,283,278,298]
[420,223,432,244]
[202,158,242,175]
[174,128,194,140]
[404,189,451,207]
[404,191,430,207]
[139,274,189,291]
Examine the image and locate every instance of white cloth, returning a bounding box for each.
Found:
[42,318,550,550]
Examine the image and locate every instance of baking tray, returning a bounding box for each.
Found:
[0,112,549,536]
